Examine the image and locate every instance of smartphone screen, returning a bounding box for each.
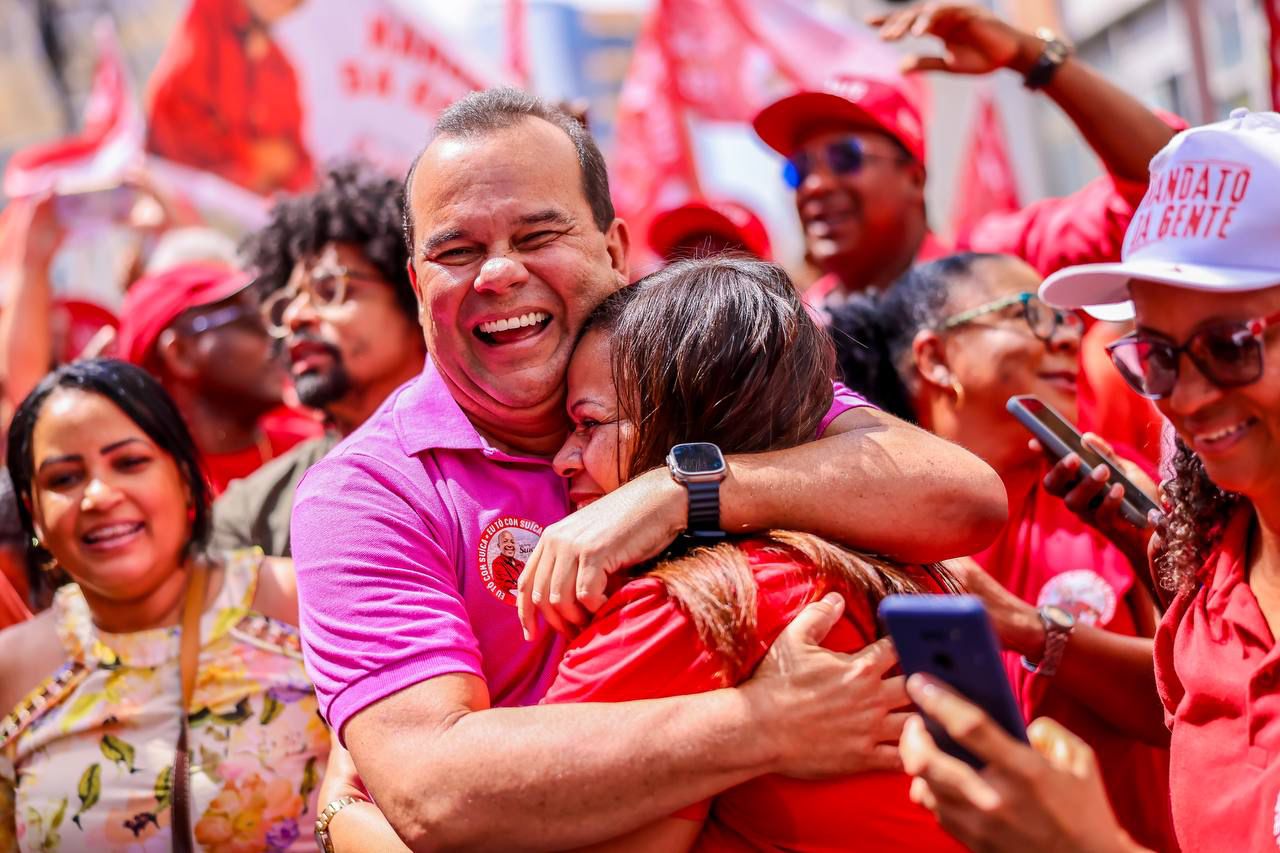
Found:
[1006,395,1159,527]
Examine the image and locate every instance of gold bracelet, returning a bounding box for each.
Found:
[314,795,365,853]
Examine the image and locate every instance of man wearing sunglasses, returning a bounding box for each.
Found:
[753,3,1180,313]
[115,262,316,494]
[210,161,425,557]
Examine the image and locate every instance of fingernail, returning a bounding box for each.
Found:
[1110,484,1124,499]
[1148,509,1163,525]
[822,592,842,606]
[1091,466,1109,481]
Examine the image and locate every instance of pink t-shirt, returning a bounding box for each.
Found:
[291,358,871,739]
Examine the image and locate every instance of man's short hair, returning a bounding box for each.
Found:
[403,87,615,250]
[241,160,417,323]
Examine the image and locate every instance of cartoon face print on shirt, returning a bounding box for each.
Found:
[477,516,544,605]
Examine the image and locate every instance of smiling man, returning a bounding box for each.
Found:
[290,88,1007,851]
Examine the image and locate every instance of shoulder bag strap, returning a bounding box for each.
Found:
[171,564,207,853]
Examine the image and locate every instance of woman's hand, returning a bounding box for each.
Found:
[869,3,1044,76]
[1037,434,1160,579]
[900,675,1148,853]
[945,557,1043,658]
[517,468,685,638]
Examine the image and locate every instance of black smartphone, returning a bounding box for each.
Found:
[879,595,1028,769]
[1007,394,1159,528]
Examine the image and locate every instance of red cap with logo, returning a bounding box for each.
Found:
[116,262,252,366]
[753,73,926,165]
[647,199,773,261]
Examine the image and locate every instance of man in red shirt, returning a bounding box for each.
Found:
[116,262,317,494]
[146,0,314,194]
[754,3,1179,464]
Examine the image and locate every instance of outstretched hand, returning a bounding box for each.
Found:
[742,593,910,778]
[869,3,1042,77]
[900,674,1146,853]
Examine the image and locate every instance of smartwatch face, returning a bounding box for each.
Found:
[670,442,726,477]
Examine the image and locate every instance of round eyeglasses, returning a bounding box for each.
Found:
[937,292,1084,343]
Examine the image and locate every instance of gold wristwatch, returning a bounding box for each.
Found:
[315,795,362,853]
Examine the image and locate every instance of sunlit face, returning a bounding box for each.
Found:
[552,329,637,509]
[282,242,421,411]
[499,530,516,557]
[1130,279,1280,499]
[28,389,191,603]
[792,126,922,282]
[406,118,628,431]
[932,257,1082,470]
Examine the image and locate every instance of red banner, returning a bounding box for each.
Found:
[1269,0,1280,109]
[950,88,1020,244]
[611,0,923,266]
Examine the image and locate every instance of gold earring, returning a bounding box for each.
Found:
[949,379,966,411]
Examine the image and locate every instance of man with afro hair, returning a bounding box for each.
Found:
[210,160,425,556]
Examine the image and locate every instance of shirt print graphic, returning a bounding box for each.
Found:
[478,517,544,605]
[1036,568,1118,627]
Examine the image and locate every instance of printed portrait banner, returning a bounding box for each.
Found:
[144,0,502,202]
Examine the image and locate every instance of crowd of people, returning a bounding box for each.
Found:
[0,3,1277,851]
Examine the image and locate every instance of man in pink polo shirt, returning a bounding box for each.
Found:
[292,87,1008,850]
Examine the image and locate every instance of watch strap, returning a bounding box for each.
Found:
[315,795,363,853]
[1024,34,1070,90]
[1021,609,1072,678]
[686,479,723,538]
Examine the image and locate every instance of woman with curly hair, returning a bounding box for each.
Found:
[896,111,1280,853]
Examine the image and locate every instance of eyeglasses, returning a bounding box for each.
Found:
[260,267,380,338]
[171,303,260,336]
[1106,309,1280,400]
[782,137,909,190]
[938,292,1084,343]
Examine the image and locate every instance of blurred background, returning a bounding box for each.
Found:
[0,0,1271,284]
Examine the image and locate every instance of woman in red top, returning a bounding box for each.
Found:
[830,252,1175,851]
[542,257,962,852]
[893,111,1280,853]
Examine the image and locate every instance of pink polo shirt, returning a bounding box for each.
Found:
[291,358,870,739]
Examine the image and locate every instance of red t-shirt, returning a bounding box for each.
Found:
[974,467,1176,852]
[543,539,962,852]
[1156,510,1280,851]
[203,417,317,496]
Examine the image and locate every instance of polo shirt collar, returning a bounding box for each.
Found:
[394,357,555,466]
[1203,509,1271,648]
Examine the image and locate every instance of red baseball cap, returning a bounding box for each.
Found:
[753,73,926,165]
[647,199,772,261]
[116,262,253,366]
[52,299,119,362]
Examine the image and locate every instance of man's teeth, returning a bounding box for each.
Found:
[479,312,548,335]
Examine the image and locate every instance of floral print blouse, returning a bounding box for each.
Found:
[0,550,328,852]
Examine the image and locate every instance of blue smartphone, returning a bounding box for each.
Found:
[879,595,1028,769]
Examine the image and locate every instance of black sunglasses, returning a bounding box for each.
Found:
[782,137,908,189]
[1106,309,1280,399]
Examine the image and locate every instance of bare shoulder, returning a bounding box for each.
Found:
[0,609,65,716]
[252,556,299,627]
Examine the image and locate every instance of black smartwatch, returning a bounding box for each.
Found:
[666,442,727,539]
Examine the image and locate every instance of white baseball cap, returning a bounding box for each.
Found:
[1040,109,1280,320]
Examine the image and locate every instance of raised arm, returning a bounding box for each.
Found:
[0,196,61,421]
[518,405,1006,634]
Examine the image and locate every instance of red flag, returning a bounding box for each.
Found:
[1269,0,1280,109]
[3,20,143,198]
[950,88,1020,244]
[611,0,921,265]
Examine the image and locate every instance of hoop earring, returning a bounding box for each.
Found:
[949,379,966,411]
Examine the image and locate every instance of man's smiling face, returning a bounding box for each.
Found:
[406,117,628,432]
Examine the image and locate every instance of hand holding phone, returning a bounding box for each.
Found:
[1006,395,1159,528]
[879,595,1027,769]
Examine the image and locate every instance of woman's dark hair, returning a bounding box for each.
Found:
[582,256,958,681]
[7,359,212,593]
[829,252,1006,422]
[241,159,416,323]
[1157,438,1242,592]
[586,256,835,479]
